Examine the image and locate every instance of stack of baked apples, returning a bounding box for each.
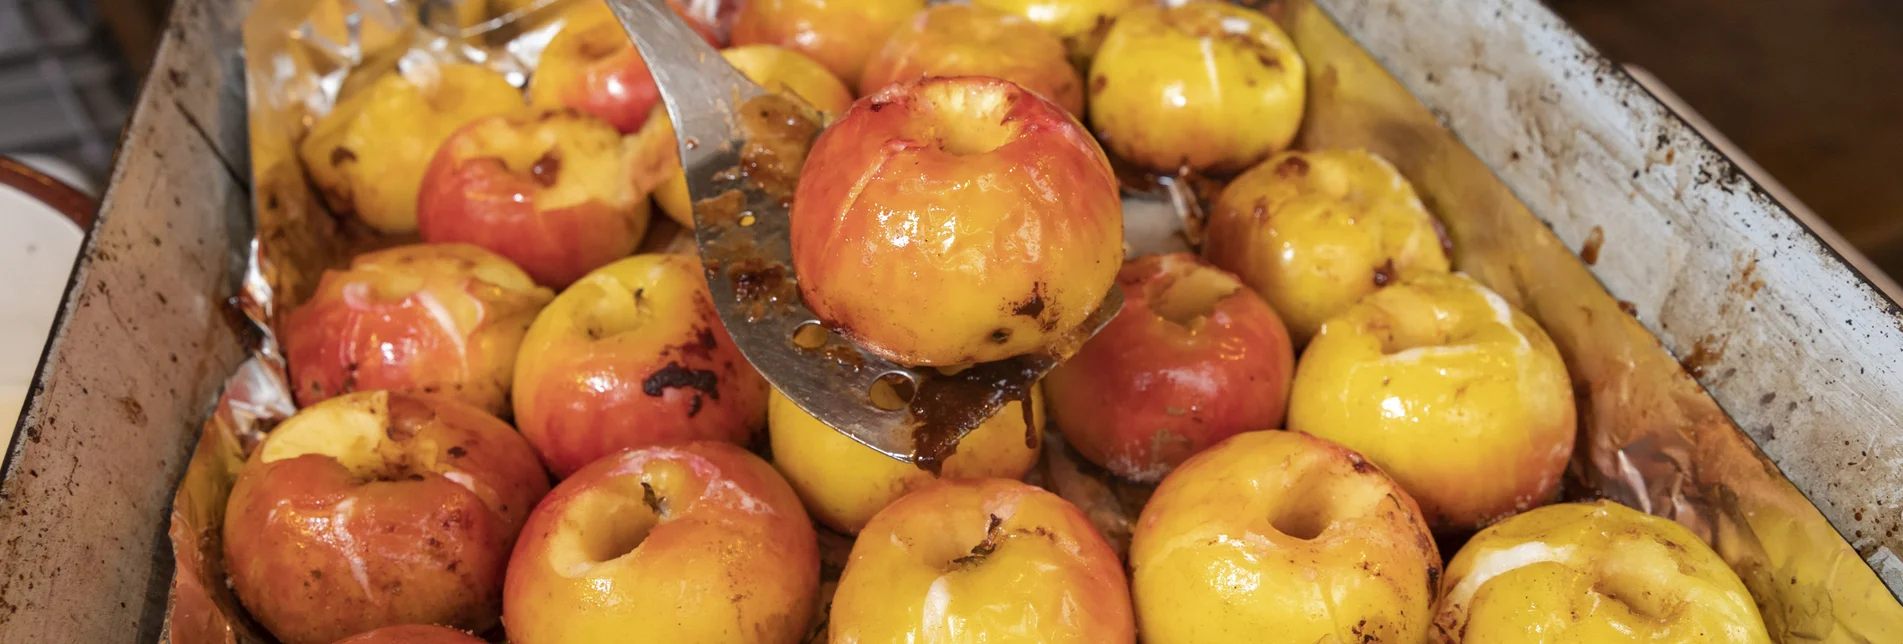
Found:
[239,0,1775,642]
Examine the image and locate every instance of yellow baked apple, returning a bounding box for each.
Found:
[1432,501,1772,643]
[1287,272,1575,533]
[767,386,1043,535]
[972,0,1146,66]
[859,3,1084,116]
[1204,149,1453,345]
[299,64,524,233]
[1088,1,1305,174]
[1131,430,1439,643]
[730,0,926,89]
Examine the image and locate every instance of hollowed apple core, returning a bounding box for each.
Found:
[1371,282,1515,356]
[1148,266,1242,328]
[1268,460,1387,541]
[570,276,652,340]
[1591,541,1690,622]
[1161,7,1291,72]
[259,393,435,483]
[548,480,664,575]
[903,82,1023,156]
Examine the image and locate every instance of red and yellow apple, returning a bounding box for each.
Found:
[1287,272,1576,533]
[1044,253,1293,482]
[768,386,1043,535]
[223,392,550,644]
[502,441,819,643]
[1130,430,1440,643]
[332,625,488,644]
[283,243,554,417]
[1203,149,1452,345]
[627,44,855,227]
[972,0,1146,65]
[527,2,720,135]
[859,4,1084,116]
[1088,1,1305,174]
[790,76,1123,366]
[730,0,925,89]
[830,478,1135,642]
[512,254,768,478]
[1431,501,1771,643]
[300,64,523,233]
[417,108,649,289]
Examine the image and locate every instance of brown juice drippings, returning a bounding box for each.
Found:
[907,356,1043,475]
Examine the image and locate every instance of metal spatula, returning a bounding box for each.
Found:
[605,0,1122,467]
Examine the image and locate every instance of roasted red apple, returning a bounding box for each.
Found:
[283,243,554,418]
[972,0,1145,66]
[1288,273,1576,533]
[223,392,550,644]
[1131,430,1440,643]
[790,76,1123,366]
[1088,1,1305,174]
[300,64,524,233]
[512,254,768,478]
[527,1,720,134]
[417,108,649,288]
[859,4,1084,116]
[503,441,819,643]
[730,0,925,89]
[830,478,1135,642]
[1044,253,1293,482]
[333,625,488,644]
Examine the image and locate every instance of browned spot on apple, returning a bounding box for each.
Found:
[330,146,357,165]
[1275,155,1310,178]
[530,151,562,188]
[643,361,721,400]
[1372,258,1397,287]
[1091,74,1108,94]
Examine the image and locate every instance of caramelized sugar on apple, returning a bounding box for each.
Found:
[860,3,1084,116]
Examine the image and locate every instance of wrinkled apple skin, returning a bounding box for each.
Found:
[972,0,1145,66]
[299,64,523,233]
[627,44,855,227]
[512,254,768,478]
[223,392,550,644]
[730,0,924,89]
[790,76,1123,366]
[417,108,649,289]
[1131,430,1439,644]
[1432,501,1771,643]
[1288,273,1576,533]
[1204,149,1452,346]
[333,625,489,644]
[859,4,1084,116]
[283,243,554,417]
[1044,253,1293,482]
[831,478,1135,643]
[502,442,819,644]
[1087,1,1305,174]
[768,386,1043,535]
[527,2,720,134]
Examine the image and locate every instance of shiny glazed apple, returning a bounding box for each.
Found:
[730,0,925,89]
[859,3,1084,116]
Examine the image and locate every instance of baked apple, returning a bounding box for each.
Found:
[972,0,1145,66]
[502,441,819,643]
[859,3,1084,116]
[730,0,925,89]
[1044,253,1293,482]
[492,0,719,41]
[1432,501,1771,643]
[627,44,855,227]
[512,254,768,478]
[1287,272,1576,533]
[768,386,1043,535]
[299,63,523,233]
[526,1,720,135]
[1131,430,1439,643]
[830,478,1135,642]
[1088,1,1304,174]
[417,108,648,288]
[1204,149,1452,345]
[790,76,1123,366]
[333,625,487,644]
[223,392,550,644]
[283,243,554,417]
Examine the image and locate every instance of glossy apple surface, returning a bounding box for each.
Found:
[332,625,488,644]
[972,0,1145,65]
[859,4,1083,116]
[502,441,819,643]
[1432,501,1771,643]
[527,2,720,134]
[512,254,768,478]
[790,76,1123,366]
[1088,1,1304,174]
[830,478,1135,642]
[283,243,554,418]
[730,0,925,89]
[299,64,523,233]
[223,392,550,644]
[1288,273,1576,533]
[1204,149,1452,345]
[768,386,1043,535]
[1044,253,1293,482]
[1131,430,1439,643]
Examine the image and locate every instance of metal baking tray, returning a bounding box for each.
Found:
[5,0,1900,640]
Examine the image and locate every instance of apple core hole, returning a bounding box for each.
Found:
[1592,547,1689,622]
[579,491,659,564]
[914,82,1021,156]
[1150,265,1242,328]
[1269,462,1383,541]
[869,372,917,411]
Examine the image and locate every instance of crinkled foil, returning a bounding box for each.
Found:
[167,0,1902,642]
